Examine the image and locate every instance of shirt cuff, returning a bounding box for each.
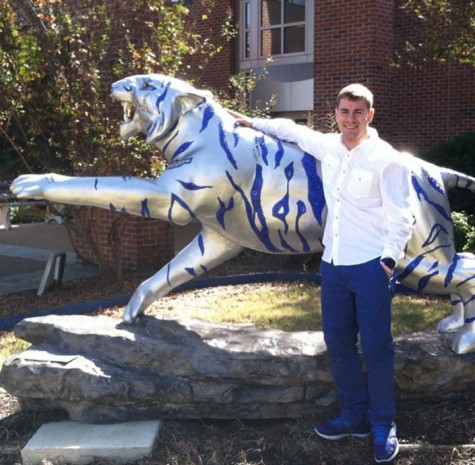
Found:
[381,258,396,270]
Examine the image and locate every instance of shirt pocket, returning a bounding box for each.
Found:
[347,168,374,198]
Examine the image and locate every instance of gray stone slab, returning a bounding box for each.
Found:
[0,254,44,277]
[21,420,160,465]
[0,243,67,261]
[0,251,99,295]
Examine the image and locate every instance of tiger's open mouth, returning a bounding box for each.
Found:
[115,100,143,139]
[122,101,135,122]
[112,87,161,141]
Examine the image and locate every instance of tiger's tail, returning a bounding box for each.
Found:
[440,166,475,193]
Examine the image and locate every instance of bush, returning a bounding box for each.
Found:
[9,205,45,224]
[452,211,475,253]
[421,132,475,214]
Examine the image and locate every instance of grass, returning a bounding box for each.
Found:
[146,282,450,336]
[392,294,449,335]
[169,282,322,332]
[0,332,29,366]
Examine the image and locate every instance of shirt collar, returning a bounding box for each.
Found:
[338,126,379,153]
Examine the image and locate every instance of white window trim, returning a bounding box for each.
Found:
[239,0,314,70]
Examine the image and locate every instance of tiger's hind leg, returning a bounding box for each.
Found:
[451,301,475,354]
[446,253,475,354]
[437,295,465,333]
[123,225,243,323]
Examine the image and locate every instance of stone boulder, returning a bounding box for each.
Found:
[1,314,474,424]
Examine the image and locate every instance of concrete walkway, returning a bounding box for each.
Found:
[0,221,201,296]
[0,223,99,295]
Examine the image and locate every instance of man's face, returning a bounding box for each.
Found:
[335,97,375,150]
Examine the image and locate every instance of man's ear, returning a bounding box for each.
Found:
[367,108,375,124]
[177,93,206,115]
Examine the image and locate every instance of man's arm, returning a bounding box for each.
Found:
[231,113,326,161]
[380,160,414,274]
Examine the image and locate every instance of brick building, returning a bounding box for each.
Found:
[187,0,474,154]
[73,0,475,271]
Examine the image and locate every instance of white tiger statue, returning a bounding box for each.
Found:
[10,74,475,353]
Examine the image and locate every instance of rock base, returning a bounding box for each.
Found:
[1,315,474,423]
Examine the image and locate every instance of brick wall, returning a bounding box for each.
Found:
[389,1,475,153]
[193,0,473,155]
[74,0,472,154]
[314,0,394,118]
[185,1,238,94]
[72,208,175,272]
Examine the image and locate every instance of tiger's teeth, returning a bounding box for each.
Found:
[122,102,134,121]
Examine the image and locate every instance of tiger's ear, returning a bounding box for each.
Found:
[177,93,208,115]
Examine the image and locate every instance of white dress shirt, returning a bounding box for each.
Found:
[252,118,414,266]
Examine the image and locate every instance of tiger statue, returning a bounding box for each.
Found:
[10,74,475,353]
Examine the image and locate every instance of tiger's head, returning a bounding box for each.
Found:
[111,74,212,144]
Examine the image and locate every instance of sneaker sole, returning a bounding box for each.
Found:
[374,441,399,463]
[314,427,371,441]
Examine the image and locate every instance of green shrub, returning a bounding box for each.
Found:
[9,205,45,224]
[466,231,475,253]
[421,133,475,214]
[452,211,475,253]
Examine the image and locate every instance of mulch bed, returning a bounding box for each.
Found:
[1,252,475,464]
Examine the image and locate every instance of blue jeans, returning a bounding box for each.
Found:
[320,258,396,427]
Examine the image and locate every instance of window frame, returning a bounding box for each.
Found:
[239,0,314,69]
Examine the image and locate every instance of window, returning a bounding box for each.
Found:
[239,0,314,113]
[240,0,313,67]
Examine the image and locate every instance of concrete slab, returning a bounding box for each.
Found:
[0,254,44,277]
[0,223,100,295]
[0,242,100,295]
[21,420,161,465]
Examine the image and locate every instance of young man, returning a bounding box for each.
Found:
[233,84,413,463]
